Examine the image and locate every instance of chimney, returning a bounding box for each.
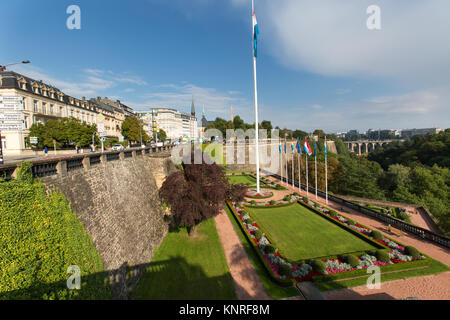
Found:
[97,96,101,102]
[82,96,85,102]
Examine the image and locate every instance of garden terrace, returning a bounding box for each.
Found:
[246,202,380,261]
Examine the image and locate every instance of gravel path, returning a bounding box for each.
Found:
[263,174,450,300]
[214,210,271,300]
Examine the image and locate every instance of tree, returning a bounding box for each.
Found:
[122,116,149,143]
[157,128,167,142]
[260,120,273,138]
[160,149,247,236]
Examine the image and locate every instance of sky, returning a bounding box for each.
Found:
[1,0,449,133]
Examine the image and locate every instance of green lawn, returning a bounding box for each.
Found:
[132,219,236,300]
[247,203,378,261]
[224,206,299,299]
[227,175,257,185]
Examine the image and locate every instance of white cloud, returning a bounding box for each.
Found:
[336,89,352,95]
[233,0,450,85]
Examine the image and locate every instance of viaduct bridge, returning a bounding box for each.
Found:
[345,139,404,155]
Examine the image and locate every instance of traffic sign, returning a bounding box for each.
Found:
[97,123,105,133]
[29,136,38,144]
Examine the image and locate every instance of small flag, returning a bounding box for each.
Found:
[324,136,327,155]
[279,143,281,154]
[284,139,287,153]
[291,143,294,154]
[303,138,312,156]
[296,138,302,154]
[252,10,260,58]
[314,140,317,156]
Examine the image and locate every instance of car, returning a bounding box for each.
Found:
[111,144,125,151]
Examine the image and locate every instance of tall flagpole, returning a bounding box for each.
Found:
[291,147,294,187]
[252,0,260,193]
[306,154,309,197]
[298,153,301,192]
[325,137,328,204]
[315,142,318,200]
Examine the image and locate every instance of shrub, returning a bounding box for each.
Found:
[253,230,263,239]
[347,220,355,226]
[0,175,110,299]
[328,210,337,217]
[345,255,360,267]
[293,192,299,196]
[283,195,291,201]
[244,218,254,225]
[375,250,391,263]
[278,264,292,277]
[250,200,256,205]
[370,230,383,240]
[302,196,308,202]
[404,246,420,259]
[311,259,327,273]
[16,161,34,184]
[269,200,276,205]
[264,245,275,254]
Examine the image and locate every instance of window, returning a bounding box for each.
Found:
[42,102,46,114]
[59,106,63,117]
[49,104,53,115]
[68,109,72,117]
[24,116,28,129]
[33,100,38,112]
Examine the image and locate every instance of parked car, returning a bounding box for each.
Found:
[112,144,125,151]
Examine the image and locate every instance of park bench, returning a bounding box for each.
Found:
[387,225,407,237]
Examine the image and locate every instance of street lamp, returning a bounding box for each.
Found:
[0,60,31,71]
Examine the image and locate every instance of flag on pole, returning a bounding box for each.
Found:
[284,139,287,153]
[296,138,302,154]
[324,136,327,155]
[279,143,282,154]
[303,138,312,156]
[314,140,317,156]
[291,143,294,154]
[252,10,260,58]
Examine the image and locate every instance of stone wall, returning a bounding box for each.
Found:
[41,154,174,298]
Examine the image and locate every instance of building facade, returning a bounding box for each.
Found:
[0,71,131,155]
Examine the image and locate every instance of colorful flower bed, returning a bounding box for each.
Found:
[245,189,274,199]
[228,194,428,284]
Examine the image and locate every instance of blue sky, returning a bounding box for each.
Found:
[1,0,449,132]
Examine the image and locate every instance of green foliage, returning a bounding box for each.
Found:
[264,245,276,254]
[16,162,34,184]
[27,117,98,149]
[278,264,292,277]
[328,210,337,217]
[370,230,383,240]
[253,230,263,239]
[345,255,360,267]
[244,218,254,225]
[157,128,167,142]
[405,246,421,259]
[121,116,149,143]
[283,195,291,201]
[311,259,327,273]
[376,250,390,263]
[0,177,110,299]
[250,200,256,205]
[368,131,450,169]
[269,200,276,205]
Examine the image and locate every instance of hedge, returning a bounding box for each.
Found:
[0,163,111,299]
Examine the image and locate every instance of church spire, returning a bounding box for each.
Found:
[191,95,195,116]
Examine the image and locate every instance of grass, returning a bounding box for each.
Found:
[132,218,236,300]
[247,203,378,261]
[224,205,299,299]
[227,175,257,185]
[314,258,450,291]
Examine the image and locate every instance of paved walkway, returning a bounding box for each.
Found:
[214,210,270,300]
[262,174,450,300]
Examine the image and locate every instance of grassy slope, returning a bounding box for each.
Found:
[132,218,236,300]
[224,205,299,299]
[247,203,377,260]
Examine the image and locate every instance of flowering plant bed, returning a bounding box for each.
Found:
[245,189,273,199]
[227,194,430,285]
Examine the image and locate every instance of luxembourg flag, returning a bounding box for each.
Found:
[252,10,259,58]
[303,138,312,156]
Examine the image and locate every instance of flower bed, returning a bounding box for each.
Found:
[245,189,273,199]
[228,194,429,285]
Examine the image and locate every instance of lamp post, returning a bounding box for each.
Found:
[0,60,30,71]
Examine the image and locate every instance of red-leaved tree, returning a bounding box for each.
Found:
[160,148,247,236]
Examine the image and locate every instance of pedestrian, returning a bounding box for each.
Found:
[75,144,79,154]
[44,146,48,157]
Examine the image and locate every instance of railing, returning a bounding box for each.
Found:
[262,169,450,249]
[0,145,174,181]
